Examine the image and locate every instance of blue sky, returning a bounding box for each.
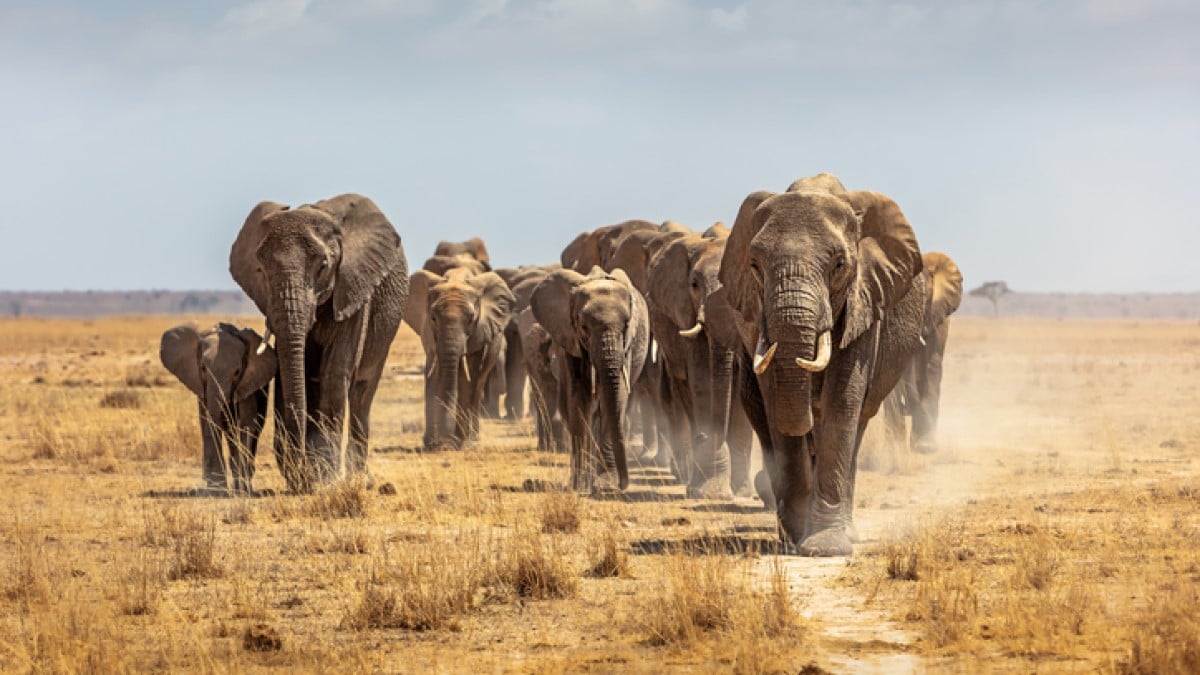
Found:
[2,0,1197,292]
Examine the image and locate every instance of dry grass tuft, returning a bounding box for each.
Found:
[496,531,578,600]
[539,490,581,533]
[586,528,631,579]
[343,534,487,632]
[99,388,142,409]
[168,514,222,580]
[306,480,371,519]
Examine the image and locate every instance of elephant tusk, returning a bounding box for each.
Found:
[678,322,703,338]
[752,337,778,375]
[257,326,272,355]
[795,331,832,372]
[621,364,630,393]
[919,335,927,347]
[426,358,437,378]
[461,355,471,383]
[650,340,658,364]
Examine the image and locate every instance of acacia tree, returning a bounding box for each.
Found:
[969,281,1011,317]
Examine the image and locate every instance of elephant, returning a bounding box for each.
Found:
[531,267,650,492]
[423,254,487,277]
[720,173,926,556]
[518,306,566,452]
[229,194,408,492]
[434,237,491,271]
[405,267,514,449]
[494,267,555,420]
[561,220,658,272]
[882,251,964,454]
[646,231,754,499]
[160,323,277,494]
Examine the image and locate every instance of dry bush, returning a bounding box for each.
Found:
[99,388,142,409]
[306,480,371,519]
[3,538,55,608]
[637,548,803,650]
[495,531,577,600]
[125,362,173,388]
[539,490,581,534]
[118,552,165,616]
[343,533,488,632]
[587,528,631,579]
[308,526,372,555]
[168,514,222,580]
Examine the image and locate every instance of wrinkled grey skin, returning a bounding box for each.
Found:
[519,306,567,453]
[882,252,963,454]
[721,174,925,556]
[496,267,555,420]
[647,232,753,499]
[532,267,650,493]
[229,194,409,492]
[405,267,514,449]
[160,323,276,493]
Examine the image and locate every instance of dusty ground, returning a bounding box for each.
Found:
[0,316,1197,673]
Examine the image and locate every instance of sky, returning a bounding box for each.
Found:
[1,0,1197,293]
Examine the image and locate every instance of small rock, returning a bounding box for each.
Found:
[661,517,691,527]
[243,624,283,652]
[377,482,397,496]
[1160,439,1183,449]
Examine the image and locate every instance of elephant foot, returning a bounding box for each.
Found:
[798,529,854,557]
[686,475,734,501]
[754,470,776,509]
[845,521,861,543]
[914,439,938,455]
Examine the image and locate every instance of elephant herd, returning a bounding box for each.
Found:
[159,174,964,557]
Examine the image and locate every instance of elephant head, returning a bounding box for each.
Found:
[646,233,739,496]
[563,220,658,273]
[229,194,405,479]
[160,323,276,491]
[423,254,488,277]
[531,267,649,491]
[720,174,922,438]
[405,268,514,448]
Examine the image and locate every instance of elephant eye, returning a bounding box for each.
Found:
[320,259,330,270]
[835,256,846,270]
[749,260,763,285]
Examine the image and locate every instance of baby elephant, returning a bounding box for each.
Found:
[160,323,277,493]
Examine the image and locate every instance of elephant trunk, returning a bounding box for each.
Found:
[435,347,463,446]
[765,285,829,438]
[596,331,629,490]
[272,284,314,490]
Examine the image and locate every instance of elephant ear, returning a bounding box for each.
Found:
[842,190,924,348]
[232,327,277,401]
[160,324,204,397]
[560,231,589,269]
[467,272,515,351]
[924,251,963,330]
[531,268,587,358]
[312,194,406,321]
[648,234,700,332]
[718,190,776,327]
[704,286,754,354]
[462,237,491,270]
[702,221,729,239]
[229,201,289,316]
[404,269,442,339]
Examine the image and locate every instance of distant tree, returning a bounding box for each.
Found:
[9,300,20,317]
[969,281,1011,317]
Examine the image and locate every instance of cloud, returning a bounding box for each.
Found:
[222,0,312,34]
[708,4,748,31]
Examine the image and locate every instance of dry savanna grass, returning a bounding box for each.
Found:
[0,315,1196,672]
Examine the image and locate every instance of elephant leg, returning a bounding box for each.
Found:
[422,357,440,449]
[563,356,595,492]
[230,391,267,494]
[198,400,227,491]
[882,387,908,454]
[727,396,754,498]
[772,433,814,551]
[739,355,776,509]
[347,370,383,481]
[272,381,304,493]
[464,351,493,444]
[481,356,504,419]
[662,376,693,484]
[504,334,527,419]
[311,339,361,483]
[842,418,871,543]
[910,346,943,454]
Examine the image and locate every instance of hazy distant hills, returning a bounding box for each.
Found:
[0,290,1196,320]
[0,290,258,317]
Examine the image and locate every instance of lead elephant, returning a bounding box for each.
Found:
[434,237,492,271]
[160,323,276,493]
[405,267,514,449]
[882,251,964,454]
[229,194,408,492]
[531,267,649,492]
[720,173,926,556]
